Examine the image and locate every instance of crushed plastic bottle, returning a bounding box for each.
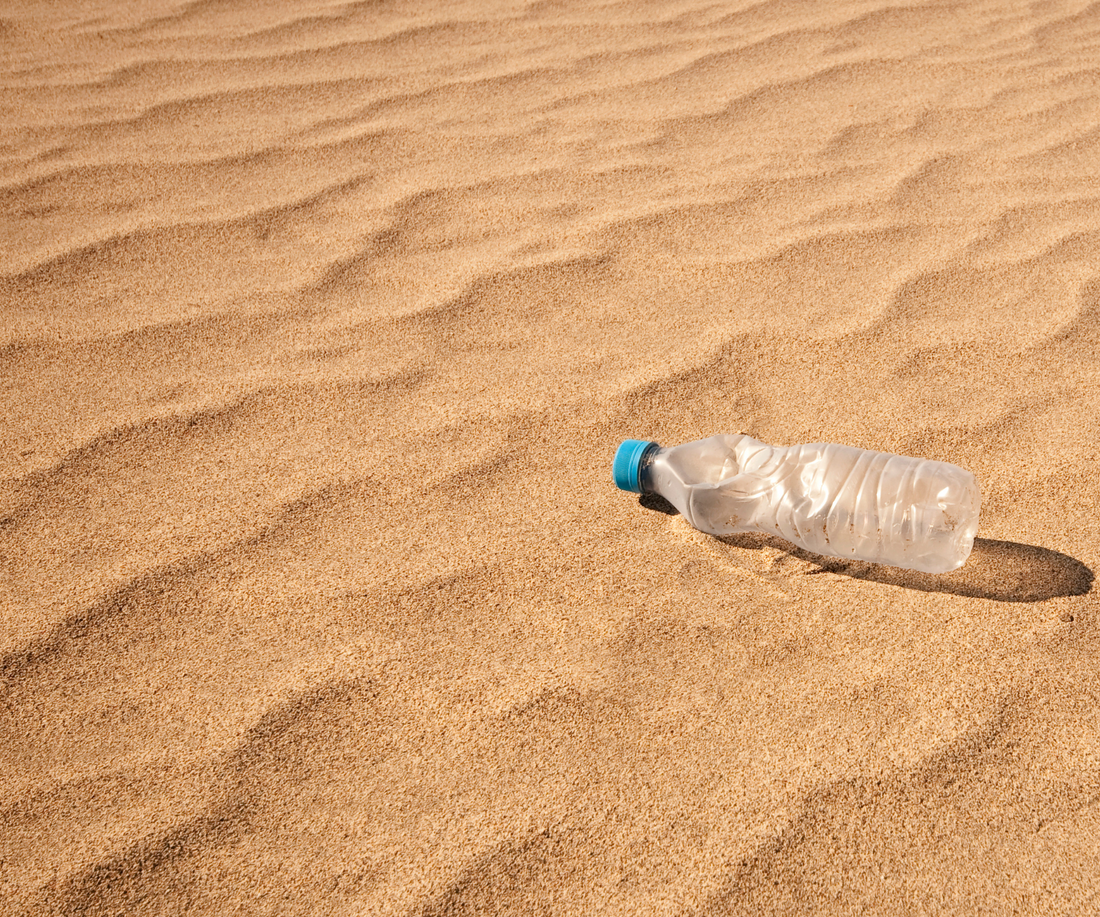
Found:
[612,434,980,574]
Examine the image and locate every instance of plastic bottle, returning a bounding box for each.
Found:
[612,434,980,574]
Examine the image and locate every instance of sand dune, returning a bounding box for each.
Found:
[3,0,1099,914]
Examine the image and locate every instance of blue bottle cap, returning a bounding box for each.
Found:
[613,439,659,493]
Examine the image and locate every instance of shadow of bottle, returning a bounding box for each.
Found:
[638,493,1094,603]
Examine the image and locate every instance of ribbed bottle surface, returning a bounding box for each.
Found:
[643,434,980,574]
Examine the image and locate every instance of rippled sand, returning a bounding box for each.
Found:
[3,1,1099,914]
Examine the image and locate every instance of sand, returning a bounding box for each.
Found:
[2,0,1099,914]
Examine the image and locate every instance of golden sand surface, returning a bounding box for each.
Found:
[2,1,1099,914]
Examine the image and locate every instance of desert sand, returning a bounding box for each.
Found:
[2,0,1099,914]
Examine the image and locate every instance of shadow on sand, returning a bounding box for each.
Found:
[638,493,1093,603]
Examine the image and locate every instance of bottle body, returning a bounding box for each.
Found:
[637,434,980,574]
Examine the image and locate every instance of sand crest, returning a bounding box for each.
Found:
[2,1,1099,914]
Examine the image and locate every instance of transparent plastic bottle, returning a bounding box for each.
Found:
[612,434,980,574]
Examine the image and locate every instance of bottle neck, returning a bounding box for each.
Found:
[636,443,663,495]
